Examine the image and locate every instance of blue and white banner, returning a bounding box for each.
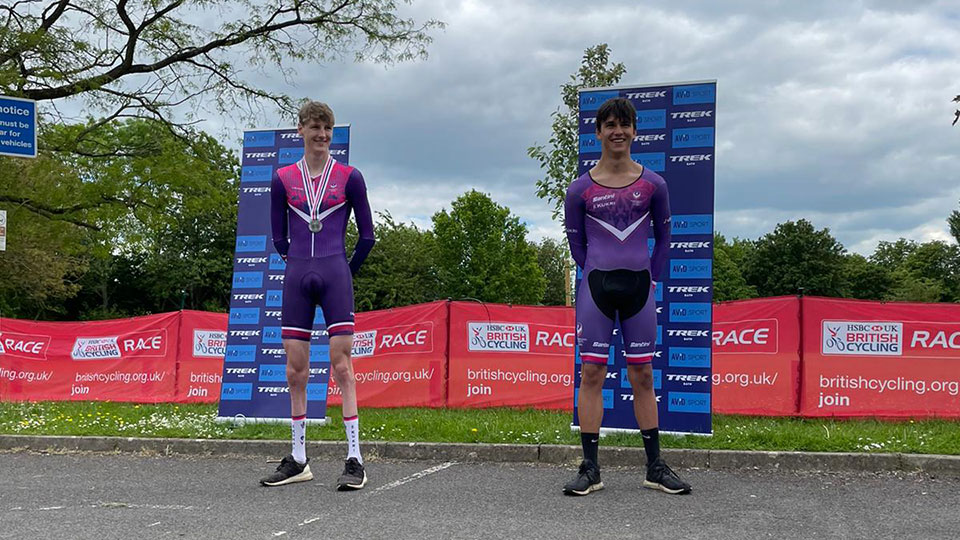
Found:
[217,126,351,423]
[573,82,715,435]
[0,95,37,158]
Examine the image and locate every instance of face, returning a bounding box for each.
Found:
[297,119,333,154]
[596,116,635,155]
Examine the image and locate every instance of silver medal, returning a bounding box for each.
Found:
[309,219,323,233]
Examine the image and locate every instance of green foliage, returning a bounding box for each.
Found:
[432,190,545,304]
[841,254,893,300]
[2,0,442,156]
[949,202,960,245]
[743,219,848,297]
[872,239,960,302]
[352,212,440,311]
[535,238,568,306]
[5,401,960,456]
[712,233,758,302]
[529,44,626,220]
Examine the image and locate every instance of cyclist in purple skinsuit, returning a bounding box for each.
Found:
[563,97,691,497]
[260,100,374,491]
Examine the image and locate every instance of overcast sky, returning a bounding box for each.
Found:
[209,0,960,254]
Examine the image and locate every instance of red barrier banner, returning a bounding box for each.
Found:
[801,297,960,418]
[327,301,448,408]
[447,302,575,410]
[712,296,800,416]
[175,310,228,403]
[0,312,180,402]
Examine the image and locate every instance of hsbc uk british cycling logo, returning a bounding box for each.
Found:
[468,322,529,352]
[822,321,902,356]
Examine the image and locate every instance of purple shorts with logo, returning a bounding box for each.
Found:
[281,255,355,341]
[576,267,658,365]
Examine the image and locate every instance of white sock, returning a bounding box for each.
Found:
[344,416,362,463]
[291,416,307,464]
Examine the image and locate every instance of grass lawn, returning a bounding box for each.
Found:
[1,401,958,455]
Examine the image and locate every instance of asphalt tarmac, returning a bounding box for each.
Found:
[1,451,957,539]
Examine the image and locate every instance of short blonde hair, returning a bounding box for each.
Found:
[298,100,335,126]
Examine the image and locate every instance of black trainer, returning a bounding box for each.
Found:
[260,455,313,487]
[563,459,604,496]
[337,457,367,490]
[644,458,691,494]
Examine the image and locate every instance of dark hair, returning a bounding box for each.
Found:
[595,97,636,131]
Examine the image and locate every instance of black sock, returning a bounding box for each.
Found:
[641,428,660,465]
[581,432,600,466]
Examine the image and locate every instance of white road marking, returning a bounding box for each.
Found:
[373,462,456,494]
[38,506,64,511]
[147,522,161,528]
[272,532,287,537]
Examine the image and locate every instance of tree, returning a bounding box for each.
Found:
[870,238,960,302]
[1,0,442,159]
[0,119,240,319]
[535,238,567,306]
[743,219,848,297]
[841,253,893,300]
[350,212,439,311]
[712,233,757,302]
[528,44,626,220]
[948,200,960,245]
[432,190,545,304]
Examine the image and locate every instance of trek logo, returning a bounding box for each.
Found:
[236,257,268,265]
[670,154,712,163]
[230,330,261,337]
[280,133,302,140]
[264,310,282,318]
[581,159,600,167]
[233,293,265,301]
[71,337,122,360]
[668,329,710,338]
[226,368,256,375]
[583,118,597,125]
[193,330,227,358]
[268,275,285,281]
[606,372,618,380]
[0,332,51,360]
[245,152,277,159]
[626,91,667,99]
[242,187,271,194]
[671,241,711,249]
[666,374,710,383]
[258,386,290,394]
[672,110,712,119]
[330,149,348,156]
[261,348,285,356]
[634,134,666,143]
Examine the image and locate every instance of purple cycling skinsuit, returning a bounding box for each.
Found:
[564,167,671,364]
[270,157,375,341]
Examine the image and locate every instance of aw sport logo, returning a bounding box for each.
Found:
[822,321,902,356]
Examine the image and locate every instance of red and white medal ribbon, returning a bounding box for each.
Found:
[299,156,336,232]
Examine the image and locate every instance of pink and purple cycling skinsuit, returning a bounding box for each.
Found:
[270,158,375,341]
[564,167,671,365]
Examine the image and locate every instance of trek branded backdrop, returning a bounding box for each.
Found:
[574,82,715,435]
[218,127,350,422]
